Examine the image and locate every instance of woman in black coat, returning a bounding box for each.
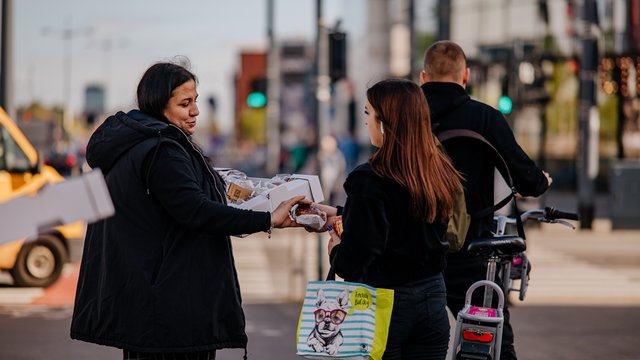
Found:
[314,79,463,359]
[70,61,303,360]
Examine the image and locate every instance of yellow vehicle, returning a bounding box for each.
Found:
[0,107,84,287]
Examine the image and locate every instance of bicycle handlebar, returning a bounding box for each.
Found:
[495,207,579,225]
[545,207,579,221]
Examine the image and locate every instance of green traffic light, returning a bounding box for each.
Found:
[247,92,267,108]
[498,95,513,114]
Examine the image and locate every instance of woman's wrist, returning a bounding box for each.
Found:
[314,203,338,217]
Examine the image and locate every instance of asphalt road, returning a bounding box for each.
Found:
[0,302,638,360]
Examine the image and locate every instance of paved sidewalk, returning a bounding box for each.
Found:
[0,264,78,306]
[234,217,640,307]
[522,218,640,305]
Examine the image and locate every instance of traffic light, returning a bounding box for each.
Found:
[498,95,513,115]
[498,73,513,115]
[329,31,347,82]
[247,78,267,108]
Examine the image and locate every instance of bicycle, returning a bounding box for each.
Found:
[451,206,579,360]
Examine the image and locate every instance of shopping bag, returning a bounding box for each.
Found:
[295,280,394,360]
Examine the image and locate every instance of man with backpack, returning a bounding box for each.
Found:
[420,40,553,359]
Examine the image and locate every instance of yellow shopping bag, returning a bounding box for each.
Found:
[295,280,394,360]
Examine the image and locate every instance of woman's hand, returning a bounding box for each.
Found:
[312,203,338,217]
[327,227,342,256]
[543,170,553,187]
[271,195,310,228]
[301,203,339,233]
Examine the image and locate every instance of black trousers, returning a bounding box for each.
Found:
[444,254,518,360]
[383,274,450,360]
[123,350,216,360]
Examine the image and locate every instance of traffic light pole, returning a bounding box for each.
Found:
[265,0,280,175]
[437,0,451,40]
[313,0,330,281]
[577,0,598,229]
[0,0,14,116]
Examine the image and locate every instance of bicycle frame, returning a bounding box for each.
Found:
[490,210,540,304]
[452,207,577,360]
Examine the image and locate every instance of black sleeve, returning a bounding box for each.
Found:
[146,144,271,236]
[489,111,549,197]
[331,178,389,281]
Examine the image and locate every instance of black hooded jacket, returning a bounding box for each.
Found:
[421,82,549,247]
[70,110,270,353]
[330,163,448,288]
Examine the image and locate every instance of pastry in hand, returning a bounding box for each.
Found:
[290,204,327,230]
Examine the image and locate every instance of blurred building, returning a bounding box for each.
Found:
[232,51,268,175]
[278,41,314,173]
[444,0,640,190]
[234,51,267,144]
[15,103,81,176]
[15,104,58,151]
[233,43,315,175]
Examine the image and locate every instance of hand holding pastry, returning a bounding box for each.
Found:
[271,196,309,228]
[290,203,327,230]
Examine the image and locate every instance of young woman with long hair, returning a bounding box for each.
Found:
[314,78,463,359]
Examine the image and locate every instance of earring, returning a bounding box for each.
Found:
[380,123,384,134]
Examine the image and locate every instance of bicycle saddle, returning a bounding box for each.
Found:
[467,235,526,256]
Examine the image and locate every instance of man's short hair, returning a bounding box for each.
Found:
[423,41,467,82]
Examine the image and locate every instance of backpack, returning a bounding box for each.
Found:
[434,135,470,253]
[435,129,526,253]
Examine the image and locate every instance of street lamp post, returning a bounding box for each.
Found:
[576,0,599,229]
[0,0,14,116]
[41,19,92,131]
[266,0,281,175]
[98,36,127,112]
[313,0,331,281]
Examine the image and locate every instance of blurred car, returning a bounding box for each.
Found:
[43,148,82,176]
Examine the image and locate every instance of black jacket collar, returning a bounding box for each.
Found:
[421,82,470,120]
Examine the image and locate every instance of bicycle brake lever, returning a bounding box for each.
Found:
[550,219,576,229]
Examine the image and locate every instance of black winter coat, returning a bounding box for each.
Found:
[421,82,549,246]
[70,110,270,353]
[330,163,448,288]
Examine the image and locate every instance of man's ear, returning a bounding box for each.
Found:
[419,70,429,85]
[462,68,470,88]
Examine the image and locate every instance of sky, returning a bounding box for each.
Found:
[11,0,356,133]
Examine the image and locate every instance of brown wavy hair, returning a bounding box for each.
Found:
[367,78,463,223]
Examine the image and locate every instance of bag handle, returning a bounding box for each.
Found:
[437,129,526,240]
[326,266,336,281]
[326,250,338,281]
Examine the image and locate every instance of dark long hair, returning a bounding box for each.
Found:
[367,78,463,223]
[136,61,198,122]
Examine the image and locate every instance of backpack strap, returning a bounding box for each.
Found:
[437,129,526,240]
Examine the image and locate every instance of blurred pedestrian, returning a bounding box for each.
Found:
[314,78,463,359]
[420,40,552,360]
[70,60,305,360]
